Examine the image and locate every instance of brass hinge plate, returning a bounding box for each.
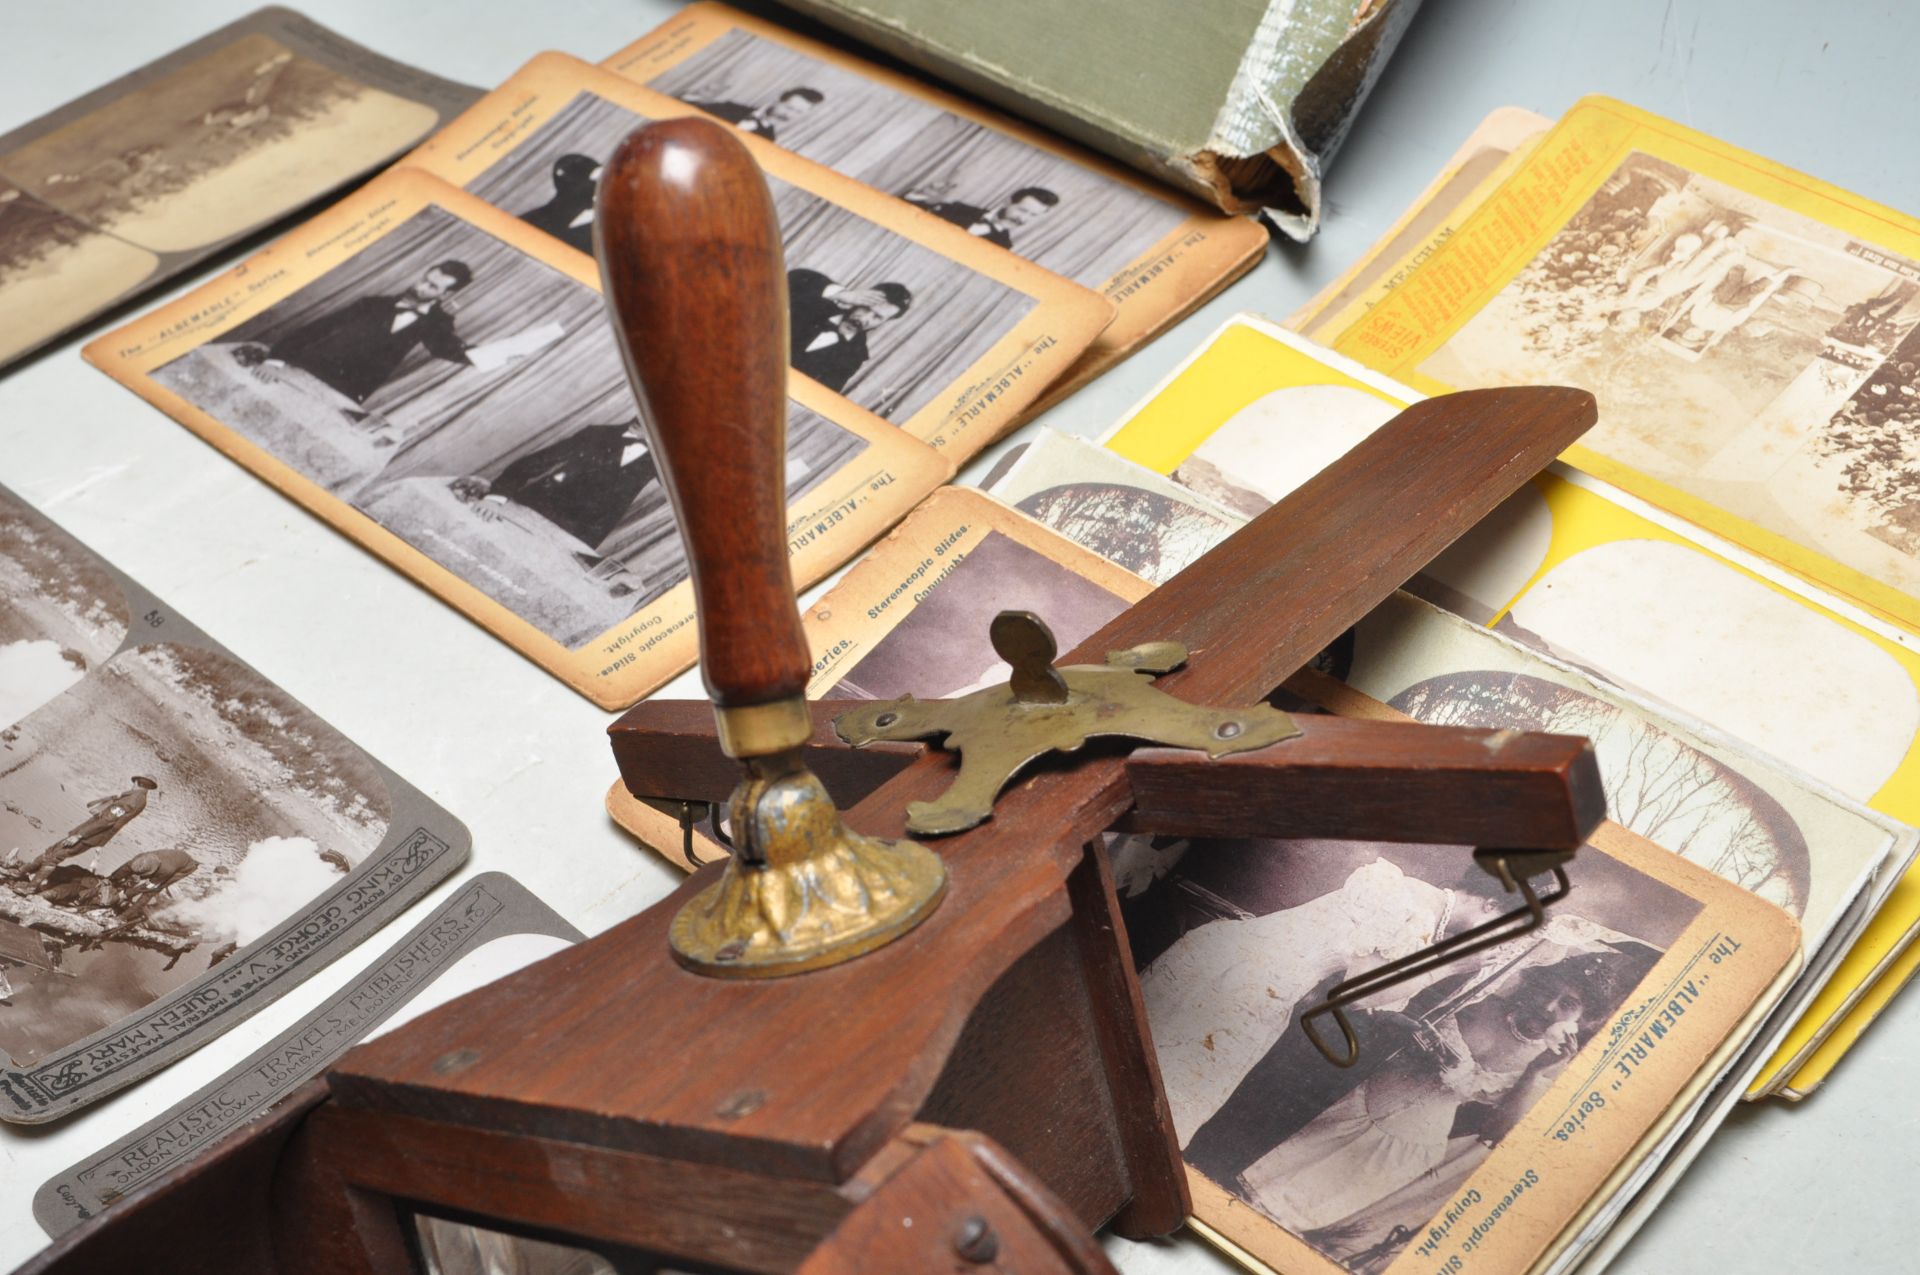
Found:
[834,611,1300,836]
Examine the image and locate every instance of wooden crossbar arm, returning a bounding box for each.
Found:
[610,700,1606,850]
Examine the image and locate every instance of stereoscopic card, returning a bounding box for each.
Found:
[0,483,469,1123]
[402,51,1117,459]
[36,872,577,1234]
[87,170,953,708]
[602,2,1269,409]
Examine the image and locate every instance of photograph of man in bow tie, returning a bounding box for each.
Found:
[518,154,603,256]
[787,266,912,395]
[235,258,476,406]
[645,26,1188,291]
[686,84,823,143]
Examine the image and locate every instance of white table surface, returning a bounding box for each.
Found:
[1,2,1915,1271]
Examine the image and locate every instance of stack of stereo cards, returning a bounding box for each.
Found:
[83,1,1268,710]
[1287,98,1920,1107]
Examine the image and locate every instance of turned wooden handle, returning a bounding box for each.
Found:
[596,117,809,708]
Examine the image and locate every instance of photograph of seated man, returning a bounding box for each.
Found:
[448,417,657,587]
[645,29,1188,288]
[232,258,475,414]
[459,94,1039,430]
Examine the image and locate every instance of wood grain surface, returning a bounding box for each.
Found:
[1124,716,1605,847]
[796,1131,1119,1274]
[610,703,1606,849]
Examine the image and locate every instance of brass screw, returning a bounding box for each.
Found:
[954,1215,998,1264]
[875,711,899,728]
[715,1089,767,1120]
[432,1047,481,1076]
[1215,720,1243,740]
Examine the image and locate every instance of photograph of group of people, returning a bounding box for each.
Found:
[0,29,441,364]
[150,201,866,649]
[0,638,392,1070]
[2,33,434,257]
[1422,151,1920,581]
[1813,324,1920,557]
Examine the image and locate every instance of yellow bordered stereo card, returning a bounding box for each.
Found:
[600,2,1269,405]
[398,52,1115,461]
[1315,95,1920,637]
[1288,106,1552,337]
[1779,913,1920,1096]
[83,169,950,709]
[1097,314,1920,1097]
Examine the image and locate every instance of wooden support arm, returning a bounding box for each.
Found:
[1122,717,1606,849]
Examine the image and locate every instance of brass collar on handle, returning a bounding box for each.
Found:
[713,698,814,759]
[669,698,948,978]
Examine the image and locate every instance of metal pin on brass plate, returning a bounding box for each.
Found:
[833,611,1302,836]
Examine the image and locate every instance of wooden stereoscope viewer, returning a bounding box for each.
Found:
[20,119,1604,1275]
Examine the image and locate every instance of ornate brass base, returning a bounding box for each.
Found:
[668,757,947,977]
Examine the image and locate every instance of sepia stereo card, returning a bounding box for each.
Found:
[0,483,468,1122]
[0,6,477,369]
